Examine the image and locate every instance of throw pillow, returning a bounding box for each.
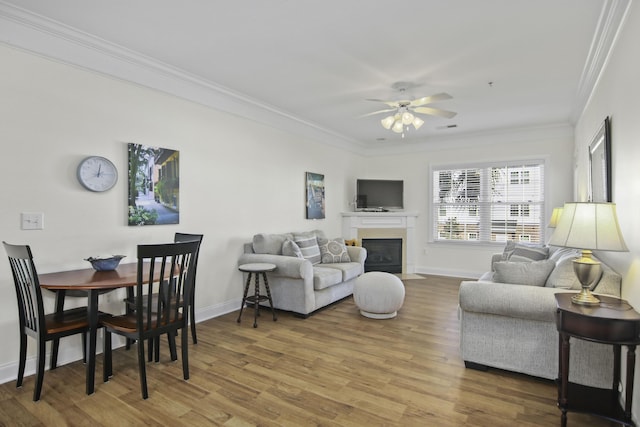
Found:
[252,233,292,255]
[317,237,351,263]
[282,239,303,258]
[501,241,517,260]
[293,232,322,265]
[545,257,602,290]
[493,259,556,287]
[549,247,580,264]
[501,241,549,262]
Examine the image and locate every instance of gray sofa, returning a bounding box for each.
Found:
[238,230,367,317]
[458,244,622,388]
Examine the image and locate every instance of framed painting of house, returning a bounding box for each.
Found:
[128,143,180,225]
[305,172,325,219]
[588,116,612,202]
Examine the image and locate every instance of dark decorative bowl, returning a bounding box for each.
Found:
[85,255,126,271]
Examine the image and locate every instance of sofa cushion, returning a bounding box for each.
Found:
[253,233,293,255]
[320,262,363,282]
[294,232,322,265]
[545,257,579,289]
[312,266,343,290]
[545,256,606,291]
[502,241,549,261]
[494,259,556,287]
[318,237,351,263]
[549,247,580,263]
[593,263,622,297]
[282,239,303,258]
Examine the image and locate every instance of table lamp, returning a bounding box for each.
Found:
[548,202,628,306]
[547,207,564,228]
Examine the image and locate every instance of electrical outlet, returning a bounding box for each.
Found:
[21,212,44,230]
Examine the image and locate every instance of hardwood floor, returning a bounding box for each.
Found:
[0,275,612,426]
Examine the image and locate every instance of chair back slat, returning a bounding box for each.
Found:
[3,243,45,335]
[135,242,198,336]
[173,233,203,294]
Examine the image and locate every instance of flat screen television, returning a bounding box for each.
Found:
[356,179,404,211]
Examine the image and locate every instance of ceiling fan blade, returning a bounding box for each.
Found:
[360,108,397,118]
[413,106,457,119]
[410,92,453,107]
[366,99,401,108]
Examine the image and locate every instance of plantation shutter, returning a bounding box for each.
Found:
[432,161,545,244]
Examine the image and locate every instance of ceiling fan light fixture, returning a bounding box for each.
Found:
[368,87,455,137]
[412,116,424,129]
[401,111,414,125]
[381,115,395,130]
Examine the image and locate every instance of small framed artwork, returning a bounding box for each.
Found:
[588,116,612,202]
[305,172,325,219]
[128,143,180,225]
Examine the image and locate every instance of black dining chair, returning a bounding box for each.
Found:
[125,233,203,361]
[102,241,199,399]
[3,242,98,401]
[172,233,203,344]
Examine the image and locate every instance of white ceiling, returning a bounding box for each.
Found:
[0,0,629,149]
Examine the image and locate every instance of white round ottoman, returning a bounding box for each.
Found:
[354,272,405,319]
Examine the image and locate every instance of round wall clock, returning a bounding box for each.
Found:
[77,156,118,192]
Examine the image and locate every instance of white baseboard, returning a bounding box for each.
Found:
[414,266,483,280]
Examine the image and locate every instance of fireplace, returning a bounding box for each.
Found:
[342,211,418,274]
[362,238,402,273]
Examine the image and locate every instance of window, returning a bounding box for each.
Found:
[510,170,531,184]
[510,204,530,217]
[432,161,545,244]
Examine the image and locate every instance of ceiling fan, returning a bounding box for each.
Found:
[364,83,457,137]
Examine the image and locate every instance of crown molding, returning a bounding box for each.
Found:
[362,122,574,157]
[571,0,632,123]
[0,1,365,153]
[0,1,629,156]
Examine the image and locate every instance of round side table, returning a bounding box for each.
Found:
[237,263,277,328]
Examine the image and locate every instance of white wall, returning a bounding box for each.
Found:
[359,126,575,277]
[573,1,640,419]
[0,43,362,379]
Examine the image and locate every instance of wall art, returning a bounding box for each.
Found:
[305,172,325,219]
[588,116,612,202]
[128,143,180,225]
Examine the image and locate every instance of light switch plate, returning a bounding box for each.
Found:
[21,212,44,230]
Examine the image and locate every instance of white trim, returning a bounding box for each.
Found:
[572,0,632,123]
[415,266,483,280]
[0,1,627,156]
[0,1,364,154]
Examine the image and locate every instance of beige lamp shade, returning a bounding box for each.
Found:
[547,207,564,228]
[548,202,627,252]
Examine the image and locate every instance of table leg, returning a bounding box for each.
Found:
[262,272,277,322]
[237,272,252,324]
[625,345,636,420]
[50,290,67,370]
[559,332,570,427]
[86,289,99,395]
[253,272,260,328]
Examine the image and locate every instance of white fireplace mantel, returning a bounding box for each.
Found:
[341,211,419,274]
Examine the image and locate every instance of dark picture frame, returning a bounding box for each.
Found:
[305,172,325,219]
[588,116,612,202]
[128,143,180,225]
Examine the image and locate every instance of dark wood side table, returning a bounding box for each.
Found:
[237,263,277,328]
[555,293,640,426]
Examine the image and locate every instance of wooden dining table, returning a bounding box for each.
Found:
[39,262,151,395]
